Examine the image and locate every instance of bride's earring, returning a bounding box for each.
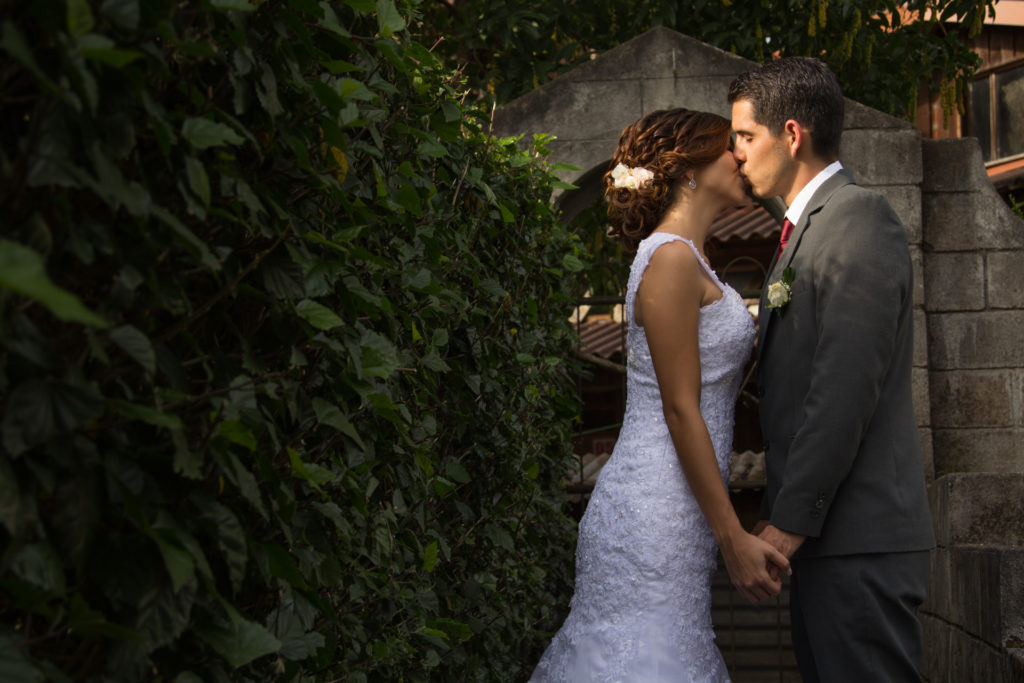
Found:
[688,177,697,190]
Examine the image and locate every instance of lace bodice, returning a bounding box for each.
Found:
[531,233,755,682]
[621,233,755,477]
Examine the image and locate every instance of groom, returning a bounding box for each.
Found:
[728,58,935,681]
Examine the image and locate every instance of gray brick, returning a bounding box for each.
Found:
[929,370,1013,428]
[925,252,985,312]
[923,191,1024,252]
[949,547,1024,653]
[843,97,918,130]
[923,546,952,620]
[933,428,1024,475]
[911,245,926,308]
[928,474,950,547]
[920,426,935,482]
[988,251,1024,309]
[841,128,922,185]
[935,472,1024,546]
[922,138,990,193]
[914,366,932,427]
[920,612,952,683]
[914,308,929,367]
[927,311,1024,369]
[641,77,732,119]
[1015,371,1024,427]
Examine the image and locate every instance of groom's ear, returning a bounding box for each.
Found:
[783,119,809,159]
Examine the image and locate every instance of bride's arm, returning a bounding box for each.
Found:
[638,242,789,603]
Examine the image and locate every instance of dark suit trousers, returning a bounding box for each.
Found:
[789,551,929,682]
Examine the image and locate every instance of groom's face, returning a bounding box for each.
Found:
[731,99,791,201]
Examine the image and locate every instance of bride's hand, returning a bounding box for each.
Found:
[719,531,791,603]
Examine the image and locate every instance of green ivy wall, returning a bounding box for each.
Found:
[0,1,584,680]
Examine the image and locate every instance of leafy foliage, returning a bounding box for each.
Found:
[0,0,584,679]
[421,0,994,120]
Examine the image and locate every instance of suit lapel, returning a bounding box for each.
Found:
[756,168,856,365]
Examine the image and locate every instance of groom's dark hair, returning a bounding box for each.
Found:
[728,57,844,160]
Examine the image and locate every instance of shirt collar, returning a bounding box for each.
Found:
[784,160,844,226]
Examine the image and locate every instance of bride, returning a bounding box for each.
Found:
[530,109,789,682]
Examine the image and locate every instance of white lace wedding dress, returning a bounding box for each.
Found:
[531,233,755,682]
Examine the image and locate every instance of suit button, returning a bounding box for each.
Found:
[764,440,770,452]
[758,386,766,397]
[814,500,824,509]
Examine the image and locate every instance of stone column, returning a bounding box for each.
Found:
[919,137,1024,682]
[921,138,1024,475]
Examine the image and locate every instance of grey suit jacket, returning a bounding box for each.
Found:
[756,168,935,558]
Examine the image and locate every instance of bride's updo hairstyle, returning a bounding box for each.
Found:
[604,108,732,252]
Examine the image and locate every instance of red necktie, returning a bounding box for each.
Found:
[779,218,795,252]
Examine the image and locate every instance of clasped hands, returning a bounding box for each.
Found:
[721,521,805,604]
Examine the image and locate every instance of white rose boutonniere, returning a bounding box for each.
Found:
[766,267,795,312]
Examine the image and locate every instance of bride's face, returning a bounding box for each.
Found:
[700,148,751,207]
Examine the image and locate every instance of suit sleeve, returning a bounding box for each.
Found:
[769,190,911,537]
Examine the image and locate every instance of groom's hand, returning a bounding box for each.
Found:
[758,524,806,559]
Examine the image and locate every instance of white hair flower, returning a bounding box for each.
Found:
[611,163,654,190]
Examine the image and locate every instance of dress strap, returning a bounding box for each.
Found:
[627,233,722,327]
[638,233,721,285]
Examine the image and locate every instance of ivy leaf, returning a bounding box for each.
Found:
[256,64,283,117]
[78,34,142,67]
[184,157,211,208]
[150,206,220,270]
[359,331,399,379]
[200,502,248,595]
[0,635,43,683]
[269,609,326,661]
[151,535,195,593]
[136,579,196,652]
[375,0,405,37]
[422,540,439,571]
[0,22,61,99]
[11,542,66,596]
[261,256,306,299]
[181,117,245,150]
[345,0,375,11]
[66,0,96,37]
[562,253,585,273]
[289,448,335,489]
[0,240,107,327]
[425,618,473,642]
[199,618,281,669]
[444,461,471,484]
[217,452,267,519]
[210,0,257,11]
[260,543,308,589]
[109,324,156,375]
[312,398,366,449]
[67,594,142,641]
[100,0,141,30]
[420,350,450,372]
[1,379,103,457]
[217,420,257,451]
[295,299,344,330]
[338,77,374,100]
